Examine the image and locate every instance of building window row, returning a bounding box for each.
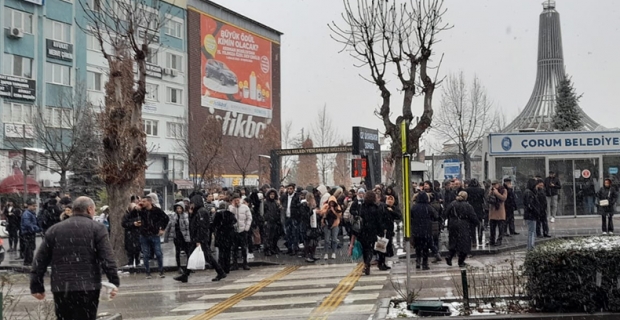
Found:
[45,19,72,43]
[3,102,34,125]
[3,8,33,34]
[166,122,184,139]
[165,19,183,39]
[46,62,72,86]
[3,53,33,79]
[45,107,73,129]
[87,71,103,91]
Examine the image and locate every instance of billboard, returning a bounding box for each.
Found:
[199,14,273,139]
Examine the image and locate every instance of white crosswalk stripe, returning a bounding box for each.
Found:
[158,263,385,320]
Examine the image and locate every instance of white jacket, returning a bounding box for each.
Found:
[229,204,253,233]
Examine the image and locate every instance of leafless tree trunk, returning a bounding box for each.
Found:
[229,125,280,188]
[330,0,449,200]
[311,104,338,185]
[333,142,351,187]
[77,0,170,263]
[432,72,496,179]
[177,116,223,191]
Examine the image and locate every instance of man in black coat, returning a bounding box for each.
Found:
[503,178,519,237]
[280,183,301,255]
[138,194,169,279]
[465,179,486,247]
[174,195,226,283]
[544,171,562,222]
[30,196,119,320]
[3,199,21,252]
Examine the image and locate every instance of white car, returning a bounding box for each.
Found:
[0,221,8,238]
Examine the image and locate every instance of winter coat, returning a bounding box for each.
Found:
[189,208,211,244]
[39,202,62,233]
[488,188,508,221]
[280,192,301,220]
[299,202,322,240]
[212,208,237,248]
[319,196,342,229]
[382,203,402,238]
[504,185,517,215]
[230,204,252,233]
[21,209,41,235]
[444,200,479,254]
[544,176,562,197]
[411,193,438,239]
[596,186,618,214]
[4,206,21,231]
[264,190,282,223]
[138,206,169,237]
[536,190,548,220]
[357,202,383,245]
[121,209,141,252]
[317,185,330,207]
[30,213,119,294]
[165,203,191,243]
[465,186,486,220]
[522,179,540,221]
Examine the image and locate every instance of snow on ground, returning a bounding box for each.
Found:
[546,235,620,252]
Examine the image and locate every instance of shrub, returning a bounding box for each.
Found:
[523,236,620,313]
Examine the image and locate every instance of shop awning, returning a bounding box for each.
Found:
[174,180,195,190]
[0,174,41,194]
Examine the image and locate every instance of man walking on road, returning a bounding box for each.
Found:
[21,199,40,266]
[544,171,562,223]
[139,193,170,279]
[30,196,119,320]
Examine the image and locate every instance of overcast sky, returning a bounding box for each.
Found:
[211,0,620,147]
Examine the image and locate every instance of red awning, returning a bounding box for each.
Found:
[0,174,41,194]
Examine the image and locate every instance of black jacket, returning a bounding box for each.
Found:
[280,192,301,220]
[465,186,486,219]
[596,186,618,214]
[544,176,562,197]
[121,209,141,252]
[445,200,479,254]
[411,193,438,239]
[138,206,169,237]
[536,190,548,220]
[504,185,517,214]
[381,203,402,238]
[357,202,383,244]
[3,206,21,230]
[264,189,282,223]
[212,208,237,248]
[523,189,539,221]
[30,213,119,294]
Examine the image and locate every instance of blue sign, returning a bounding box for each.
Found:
[444,160,461,179]
[489,131,620,155]
[610,167,619,175]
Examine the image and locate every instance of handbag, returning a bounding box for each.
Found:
[351,240,363,260]
[310,209,318,229]
[600,191,611,207]
[374,231,389,253]
[252,228,261,245]
[187,245,206,270]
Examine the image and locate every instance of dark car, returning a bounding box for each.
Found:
[205,59,238,86]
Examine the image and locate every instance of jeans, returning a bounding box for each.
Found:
[547,195,559,218]
[140,235,163,274]
[489,220,505,244]
[526,219,537,251]
[53,290,100,320]
[584,196,595,214]
[537,215,549,236]
[323,225,339,254]
[7,227,19,250]
[602,213,614,232]
[286,218,300,251]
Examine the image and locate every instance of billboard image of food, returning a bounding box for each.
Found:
[200,14,273,120]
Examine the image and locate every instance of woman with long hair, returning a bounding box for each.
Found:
[300,193,321,262]
[348,191,382,275]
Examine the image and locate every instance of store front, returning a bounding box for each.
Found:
[486,131,620,216]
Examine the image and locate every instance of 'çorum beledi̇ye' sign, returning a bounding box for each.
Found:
[489,132,620,155]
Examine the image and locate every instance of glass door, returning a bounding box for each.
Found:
[549,158,599,216]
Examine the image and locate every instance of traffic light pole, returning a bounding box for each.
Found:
[401,120,412,292]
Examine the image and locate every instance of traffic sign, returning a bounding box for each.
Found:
[582,169,591,179]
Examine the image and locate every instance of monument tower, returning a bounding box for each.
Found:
[503,1,599,132]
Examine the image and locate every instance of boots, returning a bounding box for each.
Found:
[363,264,370,275]
[173,273,188,283]
[433,253,442,263]
[422,257,429,270]
[415,257,421,269]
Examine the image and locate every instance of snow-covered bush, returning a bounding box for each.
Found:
[524,236,620,313]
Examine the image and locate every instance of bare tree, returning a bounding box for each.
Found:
[333,142,352,187]
[5,84,93,194]
[433,72,496,179]
[311,104,338,185]
[296,137,320,187]
[279,120,297,184]
[178,116,223,191]
[229,125,280,187]
[330,0,450,197]
[77,0,170,262]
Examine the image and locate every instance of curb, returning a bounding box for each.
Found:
[98,313,122,320]
[371,298,391,320]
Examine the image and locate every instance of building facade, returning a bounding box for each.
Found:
[1,0,88,191]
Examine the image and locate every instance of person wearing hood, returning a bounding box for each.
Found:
[596,178,617,235]
[444,191,479,267]
[348,191,383,275]
[319,195,343,260]
[229,194,253,271]
[317,185,330,208]
[411,192,438,270]
[523,179,541,250]
[166,202,191,274]
[39,198,62,233]
[378,195,402,270]
[281,184,301,256]
[212,203,237,274]
[385,186,400,208]
[465,179,486,247]
[121,202,141,267]
[174,195,226,283]
[264,189,283,256]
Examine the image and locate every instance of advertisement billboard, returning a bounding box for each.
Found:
[199,13,273,139]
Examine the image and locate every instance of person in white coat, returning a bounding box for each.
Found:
[229,194,252,271]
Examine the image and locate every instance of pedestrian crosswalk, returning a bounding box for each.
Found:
[145,263,386,320]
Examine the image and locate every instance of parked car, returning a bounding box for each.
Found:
[205,59,238,87]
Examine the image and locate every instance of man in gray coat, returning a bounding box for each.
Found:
[30,196,119,320]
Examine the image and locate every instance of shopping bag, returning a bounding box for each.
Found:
[100,281,117,301]
[374,232,389,253]
[310,209,318,229]
[352,240,363,260]
[187,245,206,270]
[252,228,262,245]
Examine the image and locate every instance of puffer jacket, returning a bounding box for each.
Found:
[30,213,119,294]
[165,202,191,243]
[319,196,342,228]
[229,203,252,233]
[264,189,282,223]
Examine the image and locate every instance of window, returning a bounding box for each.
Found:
[47,158,61,171]
[143,119,158,136]
[86,34,98,51]
[165,19,183,39]
[45,107,72,128]
[87,0,101,12]
[45,19,72,43]
[140,11,158,31]
[166,122,185,139]
[3,8,33,34]
[167,87,182,104]
[146,48,157,64]
[2,102,34,124]
[145,83,158,101]
[87,71,102,91]
[3,54,33,79]
[46,63,71,86]
[166,53,182,72]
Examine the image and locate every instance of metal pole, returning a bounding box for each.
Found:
[572,160,577,218]
[401,120,412,292]
[22,124,28,204]
[461,268,470,310]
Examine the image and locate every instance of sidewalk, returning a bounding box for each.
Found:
[1,215,614,273]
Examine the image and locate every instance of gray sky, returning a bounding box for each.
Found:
[211,0,620,145]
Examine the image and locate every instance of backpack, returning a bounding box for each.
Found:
[351,214,363,234]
